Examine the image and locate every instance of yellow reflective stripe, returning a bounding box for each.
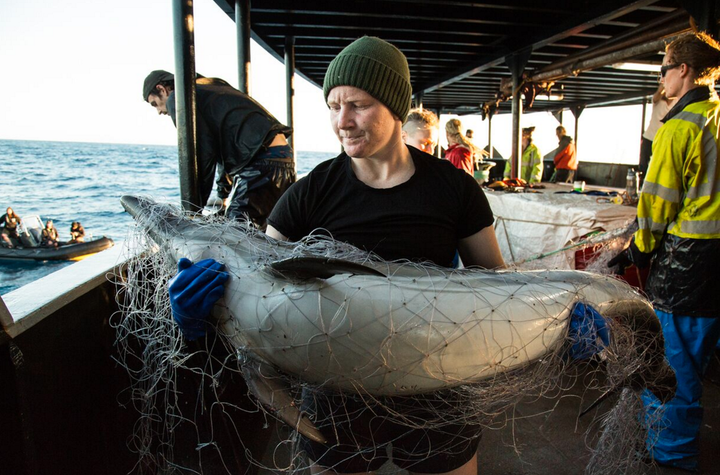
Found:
[666,108,719,200]
[641,181,682,202]
[676,219,720,235]
[687,130,719,199]
[672,110,706,129]
[637,216,668,233]
[520,147,539,166]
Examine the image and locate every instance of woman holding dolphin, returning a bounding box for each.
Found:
[170,36,505,475]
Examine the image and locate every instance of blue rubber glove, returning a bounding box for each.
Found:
[568,302,610,360]
[168,258,229,341]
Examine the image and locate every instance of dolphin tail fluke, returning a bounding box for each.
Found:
[242,359,328,445]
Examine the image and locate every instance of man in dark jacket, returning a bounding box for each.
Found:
[143,70,296,229]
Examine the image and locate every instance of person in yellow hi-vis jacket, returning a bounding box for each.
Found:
[608,32,720,473]
[503,127,542,183]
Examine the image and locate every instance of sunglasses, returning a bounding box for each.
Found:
[660,63,680,77]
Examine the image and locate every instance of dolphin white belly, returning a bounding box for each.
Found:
[121,195,667,398]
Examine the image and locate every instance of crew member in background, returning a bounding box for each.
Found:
[639,84,676,184]
[69,221,85,243]
[143,71,296,229]
[401,107,439,154]
[503,126,542,183]
[445,118,478,175]
[41,219,59,247]
[552,125,577,183]
[608,32,720,473]
[1,207,21,248]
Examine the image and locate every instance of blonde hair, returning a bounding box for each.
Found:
[445,118,476,151]
[403,108,439,131]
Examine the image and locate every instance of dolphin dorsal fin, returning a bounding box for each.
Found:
[269,256,386,280]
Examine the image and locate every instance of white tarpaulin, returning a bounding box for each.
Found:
[485,186,637,269]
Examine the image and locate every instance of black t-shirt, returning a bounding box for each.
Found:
[268,147,494,267]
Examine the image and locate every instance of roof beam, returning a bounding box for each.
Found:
[417,0,657,95]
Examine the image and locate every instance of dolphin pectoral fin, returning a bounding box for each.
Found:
[241,360,328,445]
[269,256,386,280]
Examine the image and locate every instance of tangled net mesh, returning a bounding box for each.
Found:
[111,198,670,475]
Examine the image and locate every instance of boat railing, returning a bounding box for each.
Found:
[0,244,136,340]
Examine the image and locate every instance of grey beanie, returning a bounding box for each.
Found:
[323,36,412,122]
[143,70,174,101]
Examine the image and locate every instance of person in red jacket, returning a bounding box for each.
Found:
[445,118,478,175]
[552,126,577,183]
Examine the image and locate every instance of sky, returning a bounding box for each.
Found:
[0,0,648,162]
[0,0,338,152]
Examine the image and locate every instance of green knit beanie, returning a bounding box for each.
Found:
[323,36,412,122]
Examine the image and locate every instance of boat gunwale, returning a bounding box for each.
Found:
[0,244,137,339]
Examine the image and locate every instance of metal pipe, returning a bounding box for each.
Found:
[235,0,251,95]
[285,35,296,163]
[527,13,719,86]
[534,12,689,76]
[173,0,201,212]
[531,37,675,83]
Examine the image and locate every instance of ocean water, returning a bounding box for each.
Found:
[0,139,336,295]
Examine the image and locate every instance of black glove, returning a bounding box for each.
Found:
[607,248,632,275]
[607,240,653,274]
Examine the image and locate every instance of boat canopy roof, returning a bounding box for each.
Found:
[211,0,719,116]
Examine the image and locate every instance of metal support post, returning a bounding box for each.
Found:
[173,0,201,212]
[640,96,648,136]
[413,93,423,109]
[235,0,251,95]
[506,49,531,179]
[285,35,296,163]
[487,112,493,159]
[571,105,584,162]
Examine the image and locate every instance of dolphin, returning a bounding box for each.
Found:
[120,195,675,441]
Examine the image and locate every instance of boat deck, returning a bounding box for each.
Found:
[260,355,720,475]
[475,358,720,475]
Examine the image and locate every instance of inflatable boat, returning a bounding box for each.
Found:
[0,236,114,261]
[0,214,114,261]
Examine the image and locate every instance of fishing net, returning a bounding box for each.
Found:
[498,219,637,273]
[111,197,672,475]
